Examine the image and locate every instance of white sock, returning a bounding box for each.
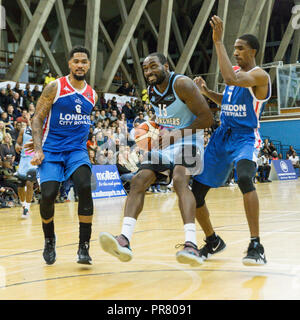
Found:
[25,202,31,210]
[121,217,137,242]
[184,223,197,246]
[21,201,25,208]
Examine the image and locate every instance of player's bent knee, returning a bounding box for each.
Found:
[237,175,255,194]
[191,180,210,208]
[131,172,153,192]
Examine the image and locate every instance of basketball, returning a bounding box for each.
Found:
[134,121,160,151]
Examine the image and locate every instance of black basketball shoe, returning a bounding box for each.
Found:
[242,241,267,266]
[43,236,56,265]
[198,235,226,260]
[77,241,92,265]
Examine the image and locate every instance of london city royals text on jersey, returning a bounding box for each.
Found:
[59,112,91,125]
[221,103,247,117]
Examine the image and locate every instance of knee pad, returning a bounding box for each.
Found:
[40,182,60,220]
[237,175,255,194]
[191,180,210,208]
[236,159,256,194]
[76,183,93,216]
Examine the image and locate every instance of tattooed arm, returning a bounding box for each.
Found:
[30,81,57,165]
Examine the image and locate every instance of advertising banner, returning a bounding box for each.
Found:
[91,165,127,199]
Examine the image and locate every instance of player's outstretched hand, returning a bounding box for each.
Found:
[210,15,223,43]
[193,76,209,96]
[31,150,45,166]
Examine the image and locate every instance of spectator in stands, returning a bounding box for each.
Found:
[122,101,135,121]
[269,142,277,155]
[18,90,27,110]
[0,88,9,110]
[87,134,98,152]
[288,151,300,169]
[114,126,126,145]
[97,109,106,121]
[141,89,149,104]
[116,82,131,95]
[28,103,35,119]
[95,131,105,149]
[278,153,283,159]
[257,151,271,183]
[88,149,97,165]
[262,138,272,155]
[25,91,36,108]
[13,82,21,95]
[10,121,23,143]
[16,109,29,124]
[271,151,279,160]
[0,120,6,142]
[31,85,41,101]
[24,83,31,97]
[0,133,16,164]
[129,83,137,97]
[111,96,118,108]
[287,145,295,157]
[10,92,20,112]
[128,122,139,146]
[134,112,146,125]
[93,121,103,136]
[144,110,155,121]
[0,158,19,196]
[96,151,108,165]
[44,72,56,85]
[109,109,118,122]
[106,149,117,165]
[99,93,106,108]
[6,104,17,125]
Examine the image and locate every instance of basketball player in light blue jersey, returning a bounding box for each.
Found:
[192,16,271,265]
[99,53,213,266]
[15,115,37,219]
[30,46,98,265]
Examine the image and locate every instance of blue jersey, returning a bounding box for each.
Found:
[42,76,96,152]
[220,66,271,129]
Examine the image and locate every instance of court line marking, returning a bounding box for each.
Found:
[0,266,299,290]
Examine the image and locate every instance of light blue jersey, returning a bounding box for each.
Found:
[140,72,204,176]
[17,126,37,179]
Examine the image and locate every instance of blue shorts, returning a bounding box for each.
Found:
[194,126,262,188]
[17,156,37,179]
[37,149,91,184]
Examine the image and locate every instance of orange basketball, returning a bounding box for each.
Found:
[134,121,160,151]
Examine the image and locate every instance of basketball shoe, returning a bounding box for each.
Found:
[99,232,132,262]
[242,241,267,266]
[198,235,226,260]
[43,236,56,265]
[77,241,92,265]
[175,241,203,266]
[21,207,29,219]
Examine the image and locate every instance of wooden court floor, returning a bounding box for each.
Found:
[0,179,300,300]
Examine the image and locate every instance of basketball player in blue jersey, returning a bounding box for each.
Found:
[192,16,271,265]
[15,115,37,219]
[30,46,98,265]
[99,52,213,266]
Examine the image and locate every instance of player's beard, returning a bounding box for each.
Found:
[72,71,86,81]
[146,69,167,86]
